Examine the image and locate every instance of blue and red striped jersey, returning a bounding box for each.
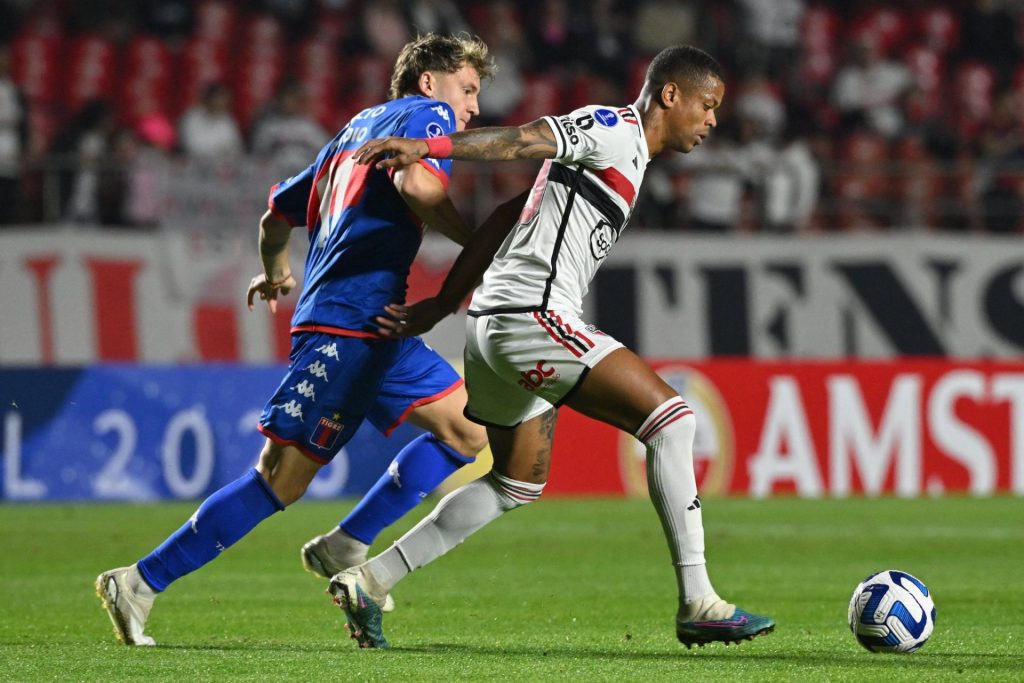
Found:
[268,96,457,335]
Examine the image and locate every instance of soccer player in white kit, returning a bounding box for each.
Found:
[333,45,775,650]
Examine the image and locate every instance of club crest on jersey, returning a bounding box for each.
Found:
[425,122,445,138]
[594,108,618,127]
[310,414,345,450]
[589,219,619,259]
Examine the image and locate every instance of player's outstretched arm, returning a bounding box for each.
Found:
[354,119,558,170]
[246,210,296,314]
[392,163,474,246]
[377,189,530,338]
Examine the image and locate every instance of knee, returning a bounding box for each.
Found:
[255,443,316,506]
[266,473,309,507]
[435,419,488,459]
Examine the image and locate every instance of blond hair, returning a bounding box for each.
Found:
[389,33,496,100]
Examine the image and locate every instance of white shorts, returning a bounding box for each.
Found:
[464,310,624,428]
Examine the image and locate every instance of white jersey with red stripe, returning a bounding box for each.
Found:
[468,104,647,318]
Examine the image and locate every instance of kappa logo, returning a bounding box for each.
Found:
[293,379,316,400]
[431,105,451,123]
[306,360,328,380]
[518,360,558,391]
[281,399,305,421]
[315,342,339,360]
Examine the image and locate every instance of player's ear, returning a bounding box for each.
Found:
[659,82,678,109]
[418,72,435,97]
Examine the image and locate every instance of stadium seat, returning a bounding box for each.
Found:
[903,45,944,123]
[849,7,910,55]
[952,61,996,142]
[913,6,959,54]
[10,31,62,106]
[194,0,238,45]
[234,52,284,129]
[833,131,891,230]
[799,6,839,86]
[505,73,562,127]
[893,136,943,228]
[65,36,117,112]
[179,38,232,113]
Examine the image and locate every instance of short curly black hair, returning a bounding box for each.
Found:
[644,45,723,93]
[389,33,496,100]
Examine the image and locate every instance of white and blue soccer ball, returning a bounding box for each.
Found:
[848,569,936,653]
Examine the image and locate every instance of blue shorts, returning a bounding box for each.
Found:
[258,331,462,463]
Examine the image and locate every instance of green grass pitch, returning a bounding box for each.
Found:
[1,496,1022,681]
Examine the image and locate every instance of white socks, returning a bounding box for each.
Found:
[320,526,371,568]
[129,564,158,600]
[638,397,722,613]
[365,471,544,591]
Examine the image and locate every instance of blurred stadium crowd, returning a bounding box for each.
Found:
[1,0,1023,233]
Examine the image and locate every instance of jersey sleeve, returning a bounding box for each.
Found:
[542,106,630,170]
[398,102,456,187]
[268,162,315,227]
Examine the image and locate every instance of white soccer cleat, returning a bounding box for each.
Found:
[301,534,396,612]
[328,567,390,649]
[95,565,156,646]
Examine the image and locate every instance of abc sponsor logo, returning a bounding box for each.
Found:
[618,365,734,497]
[518,360,560,391]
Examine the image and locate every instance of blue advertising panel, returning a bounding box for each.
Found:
[0,367,419,502]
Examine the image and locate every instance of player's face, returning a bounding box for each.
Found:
[669,76,725,154]
[428,65,482,131]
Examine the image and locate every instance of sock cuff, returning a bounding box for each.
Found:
[426,434,475,465]
[636,397,694,444]
[249,468,286,511]
[136,561,164,593]
[490,471,544,505]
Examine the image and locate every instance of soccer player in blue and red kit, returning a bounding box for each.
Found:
[96,34,525,646]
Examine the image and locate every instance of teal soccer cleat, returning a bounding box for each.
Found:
[676,607,775,648]
[327,568,390,649]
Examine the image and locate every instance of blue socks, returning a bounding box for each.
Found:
[137,468,285,592]
[340,434,472,545]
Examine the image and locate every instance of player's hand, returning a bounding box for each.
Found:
[375,299,448,338]
[353,137,430,170]
[246,272,296,314]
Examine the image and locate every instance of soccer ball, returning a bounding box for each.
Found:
[848,569,936,653]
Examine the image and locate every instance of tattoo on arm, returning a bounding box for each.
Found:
[450,119,557,161]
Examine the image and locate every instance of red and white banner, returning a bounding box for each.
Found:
[3,230,1023,364]
[547,360,1024,497]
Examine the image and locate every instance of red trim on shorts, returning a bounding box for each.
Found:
[257,423,332,465]
[290,324,381,339]
[381,378,464,437]
[550,311,595,350]
[533,311,583,358]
